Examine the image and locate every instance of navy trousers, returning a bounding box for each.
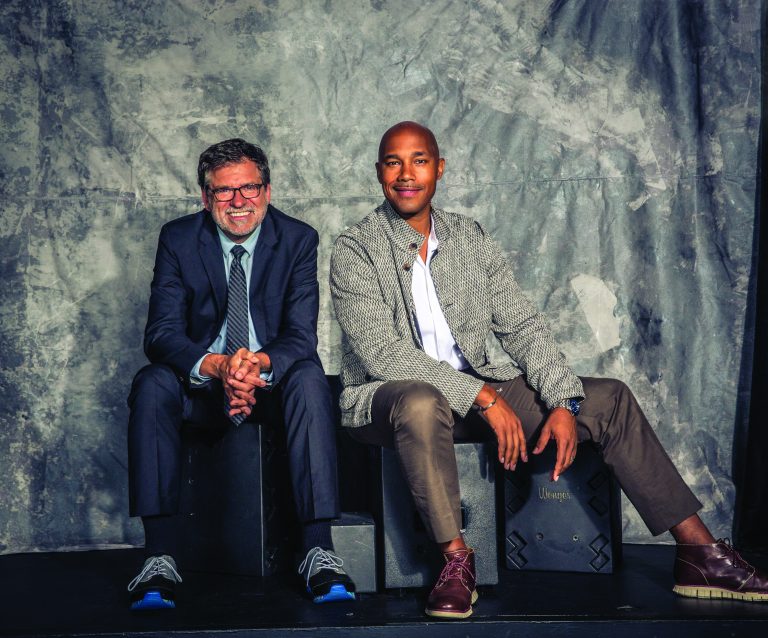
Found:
[127,359,340,523]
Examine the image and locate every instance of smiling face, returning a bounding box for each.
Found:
[201,159,271,243]
[376,122,444,223]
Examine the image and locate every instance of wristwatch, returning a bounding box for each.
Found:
[553,397,582,416]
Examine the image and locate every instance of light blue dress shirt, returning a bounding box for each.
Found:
[190,225,273,384]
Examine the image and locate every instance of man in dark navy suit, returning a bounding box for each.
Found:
[126,139,354,609]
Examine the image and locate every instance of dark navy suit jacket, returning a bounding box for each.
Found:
[143,204,322,386]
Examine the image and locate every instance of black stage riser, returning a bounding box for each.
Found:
[4,620,766,638]
[2,545,767,638]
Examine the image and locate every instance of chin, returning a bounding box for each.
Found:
[394,205,426,218]
[222,212,266,238]
[233,222,258,235]
[386,198,417,214]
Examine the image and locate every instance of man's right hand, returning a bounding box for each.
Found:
[475,384,528,471]
[200,349,268,416]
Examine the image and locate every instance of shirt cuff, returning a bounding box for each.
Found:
[190,354,213,385]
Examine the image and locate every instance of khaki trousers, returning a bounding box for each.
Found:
[349,376,702,544]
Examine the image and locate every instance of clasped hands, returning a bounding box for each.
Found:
[201,348,271,418]
[476,383,577,481]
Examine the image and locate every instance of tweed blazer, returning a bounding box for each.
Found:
[330,200,584,428]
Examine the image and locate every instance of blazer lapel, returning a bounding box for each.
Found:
[379,201,427,346]
[247,206,279,342]
[198,212,227,319]
[428,209,457,312]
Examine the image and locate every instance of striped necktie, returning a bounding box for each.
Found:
[225,245,249,426]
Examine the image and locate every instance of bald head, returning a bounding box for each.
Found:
[378,121,440,162]
[375,121,445,222]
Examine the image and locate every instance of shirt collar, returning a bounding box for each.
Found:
[426,215,439,253]
[216,224,262,258]
[379,199,451,253]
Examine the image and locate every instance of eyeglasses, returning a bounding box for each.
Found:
[209,183,265,202]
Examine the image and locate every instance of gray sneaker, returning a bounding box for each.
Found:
[297,547,356,603]
[127,555,182,610]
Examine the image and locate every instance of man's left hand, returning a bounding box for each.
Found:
[227,349,271,389]
[532,407,578,482]
[223,350,271,418]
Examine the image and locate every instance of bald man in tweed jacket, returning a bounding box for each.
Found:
[332,199,583,427]
[330,122,768,618]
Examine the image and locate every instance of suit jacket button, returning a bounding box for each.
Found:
[408,242,418,250]
[403,263,411,271]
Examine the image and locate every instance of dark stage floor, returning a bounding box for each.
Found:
[1,544,767,638]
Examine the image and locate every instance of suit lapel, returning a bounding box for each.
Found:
[247,206,279,342]
[199,213,227,319]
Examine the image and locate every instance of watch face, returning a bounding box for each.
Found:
[568,398,581,416]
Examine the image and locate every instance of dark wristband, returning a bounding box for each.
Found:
[475,395,498,412]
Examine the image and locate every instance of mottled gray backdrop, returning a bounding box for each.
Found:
[0,0,761,553]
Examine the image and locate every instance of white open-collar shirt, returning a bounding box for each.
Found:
[411,217,469,371]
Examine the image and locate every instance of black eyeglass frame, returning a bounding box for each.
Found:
[208,183,266,202]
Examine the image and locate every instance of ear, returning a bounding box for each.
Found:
[375,162,383,184]
[201,187,211,210]
[263,183,272,204]
[436,158,445,181]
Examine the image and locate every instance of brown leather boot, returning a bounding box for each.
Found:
[673,539,768,601]
[425,547,478,619]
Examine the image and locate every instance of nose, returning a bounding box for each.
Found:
[231,188,247,207]
[397,161,414,181]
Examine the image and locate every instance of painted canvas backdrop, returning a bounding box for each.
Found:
[0,0,761,552]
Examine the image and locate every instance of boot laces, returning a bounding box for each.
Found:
[127,555,182,591]
[436,551,472,587]
[717,538,750,570]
